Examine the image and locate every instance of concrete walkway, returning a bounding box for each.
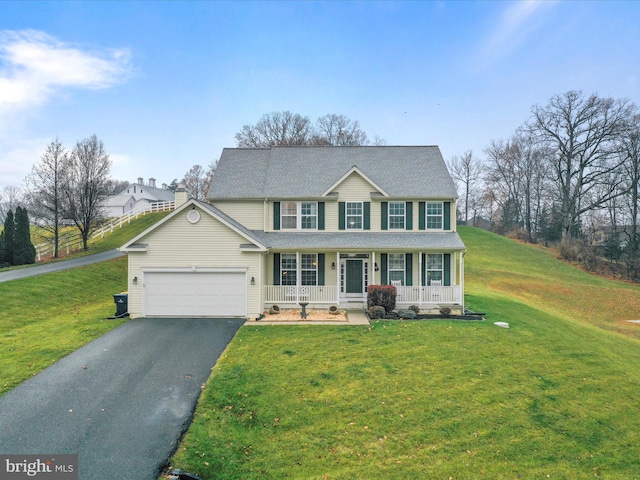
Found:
[0,249,124,283]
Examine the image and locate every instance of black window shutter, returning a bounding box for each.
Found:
[318,202,325,230]
[444,253,451,286]
[444,202,451,230]
[381,253,388,284]
[273,253,281,285]
[406,202,413,230]
[421,253,426,286]
[405,253,413,286]
[318,253,325,286]
[363,202,371,230]
[381,202,388,230]
[339,202,345,230]
[419,202,426,230]
[274,202,281,230]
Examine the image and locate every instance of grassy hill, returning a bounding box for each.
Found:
[0,212,169,395]
[170,227,640,479]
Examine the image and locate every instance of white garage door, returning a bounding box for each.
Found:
[143,271,247,317]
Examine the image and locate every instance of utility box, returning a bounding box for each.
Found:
[113,293,128,317]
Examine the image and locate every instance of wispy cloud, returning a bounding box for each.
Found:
[0,30,131,110]
[475,0,557,71]
[0,30,132,189]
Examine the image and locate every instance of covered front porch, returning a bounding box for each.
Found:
[262,250,465,311]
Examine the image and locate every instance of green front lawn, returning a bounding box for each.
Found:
[170,228,640,479]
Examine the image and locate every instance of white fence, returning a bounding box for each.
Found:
[34,201,175,261]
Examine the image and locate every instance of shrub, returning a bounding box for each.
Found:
[367,285,397,313]
[368,306,385,319]
[398,310,416,319]
[439,307,451,317]
[408,305,420,314]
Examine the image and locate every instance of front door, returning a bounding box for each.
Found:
[345,259,363,297]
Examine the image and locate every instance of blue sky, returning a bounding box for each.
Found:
[1,1,639,191]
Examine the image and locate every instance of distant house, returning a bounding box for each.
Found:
[120,146,466,319]
[105,177,175,217]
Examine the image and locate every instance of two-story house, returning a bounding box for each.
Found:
[119,146,466,319]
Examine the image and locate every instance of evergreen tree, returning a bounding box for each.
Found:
[13,207,36,265]
[0,229,5,265]
[3,210,15,265]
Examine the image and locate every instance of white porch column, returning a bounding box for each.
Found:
[460,251,465,306]
[418,252,423,304]
[336,252,340,304]
[371,251,376,285]
[296,251,300,304]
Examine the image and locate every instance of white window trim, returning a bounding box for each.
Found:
[426,253,444,285]
[301,253,318,286]
[346,201,363,230]
[388,253,406,285]
[388,201,406,230]
[426,201,443,230]
[280,201,318,230]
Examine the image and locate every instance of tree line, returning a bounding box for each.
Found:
[449,90,640,281]
[0,111,375,265]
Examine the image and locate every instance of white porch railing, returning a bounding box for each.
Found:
[395,285,462,304]
[264,285,462,307]
[264,285,337,304]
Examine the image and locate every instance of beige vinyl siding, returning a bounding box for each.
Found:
[328,172,382,232]
[127,206,262,318]
[213,201,265,230]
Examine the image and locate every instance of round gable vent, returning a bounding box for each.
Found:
[187,209,201,224]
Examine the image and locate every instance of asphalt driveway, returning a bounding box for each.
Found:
[0,317,244,479]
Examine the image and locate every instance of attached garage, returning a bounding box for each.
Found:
[143,269,247,317]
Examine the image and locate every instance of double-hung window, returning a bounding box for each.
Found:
[388,253,405,285]
[346,202,363,229]
[281,202,298,229]
[301,202,317,229]
[301,254,318,285]
[427,202,443,229]
[426,254,443,285]
[388,202,405,229]
[281,201,317,230]
[280,253,318,285]
[281,254,297,285]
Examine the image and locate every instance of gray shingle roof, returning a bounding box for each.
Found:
[209,146,458,199]
[251,231,465,251]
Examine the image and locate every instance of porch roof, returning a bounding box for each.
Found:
[252,231,466,251]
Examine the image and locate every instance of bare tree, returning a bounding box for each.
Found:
[0,185,24,223]
[235,111,373,148]
[528,91,636,240]
[24,138,68,258]
[182,161,216,201]
[448,150,484,224]
[64,135,112,250]
[235,111,313,147]
[314,114,368,146]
